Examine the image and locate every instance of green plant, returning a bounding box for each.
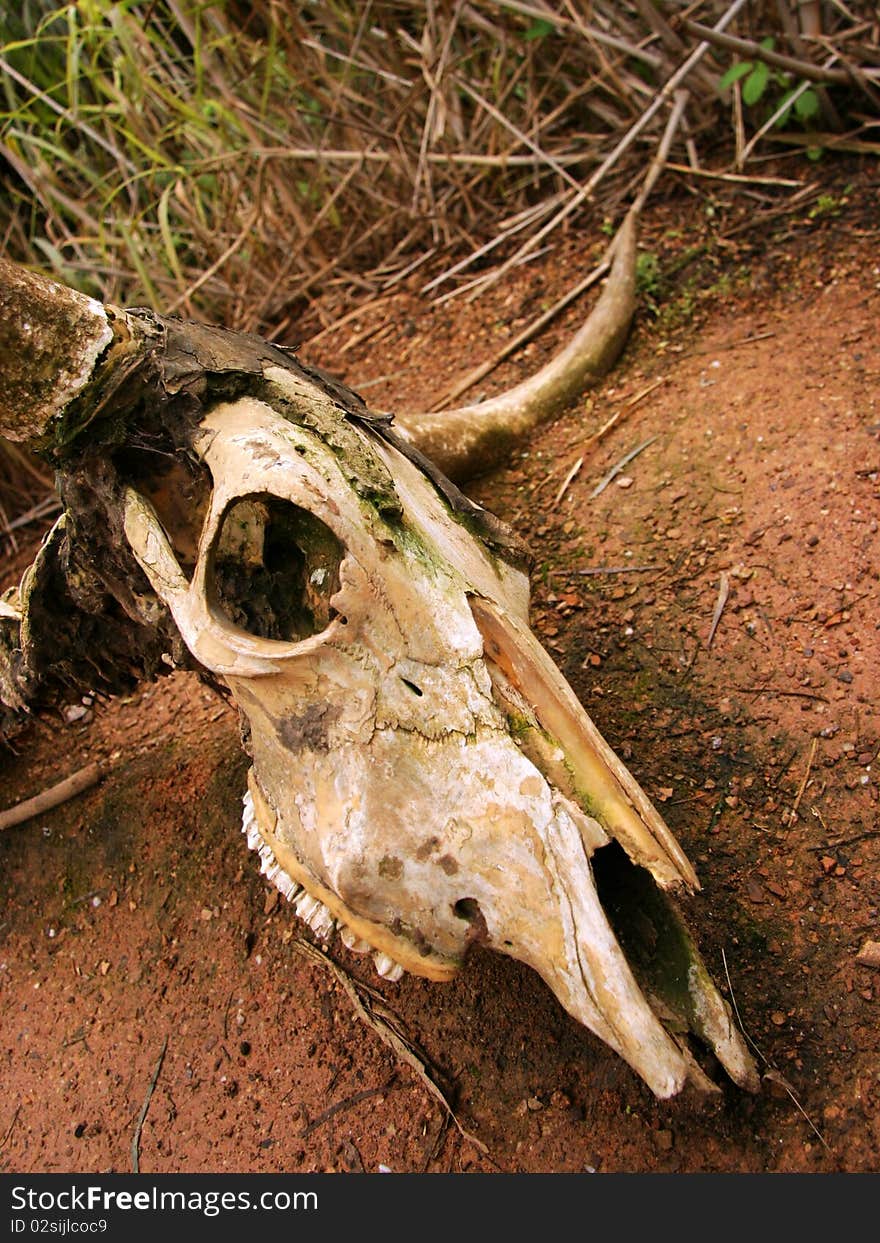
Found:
[636,251,662,313]
[717,39,820,127]
[808,188,850,219]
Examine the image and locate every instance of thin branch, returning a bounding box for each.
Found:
[590,436,657,498]
[785,736,819,826]
[551,564,660,577]
[300,1076,397,1139]
[706,571,730,648]
[434,256,610,410]
[666,162,804,187]
[131,1036,168,1174]
[0,761,104,832]
[453,77,585,194]
[631,88,690,213]
[683,19,879,86]
[551,377,664,507]
[740,55,840,165]
[492,0,663,68]
[291,938,487,1154]
[720,949,830,1150]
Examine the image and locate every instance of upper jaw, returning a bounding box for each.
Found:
[238,593,758,1099]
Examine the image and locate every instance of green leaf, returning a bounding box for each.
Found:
[524,18,555,41]
[773,86,797,128]
[718,60,753,92]
[806,145,824,161]
[759,37,776,52]
[742,61,769,106]
[795,88,819,121]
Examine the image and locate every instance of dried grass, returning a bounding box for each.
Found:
[1,1,877,531]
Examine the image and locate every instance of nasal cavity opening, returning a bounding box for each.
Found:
[210,495,344,641]
[592,841,696,1029]
[452,897,489,946]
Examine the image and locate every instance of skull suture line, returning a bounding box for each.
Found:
[122,364,757,1100]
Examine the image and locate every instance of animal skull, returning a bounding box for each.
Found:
[121,364,758,1099]
[0,250,759,1099]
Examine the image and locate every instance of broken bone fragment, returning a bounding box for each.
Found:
[118,390,758,1099]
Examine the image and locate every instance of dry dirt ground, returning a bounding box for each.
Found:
[1,166,878,1175]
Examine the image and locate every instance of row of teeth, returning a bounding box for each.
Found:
[241,792,405,982]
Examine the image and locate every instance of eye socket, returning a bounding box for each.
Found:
[209,494,344,641]
[114,449,211,580]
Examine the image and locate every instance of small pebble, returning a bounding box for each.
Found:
[856,940,880,969]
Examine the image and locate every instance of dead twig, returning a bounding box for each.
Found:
[683,19,879,87]
[300,1075,397,1139]
[0,760,105,832]
[303,294,398,349]
[686,331,777,358]
[552,377,665,507]
[590,435,657,498]
[741,54,840,165]
[707,571,730,648]
[784,736,819,826]
[291,937,487,1154]
[553,454,587,508]
[550,563,660,577]
[466,0,751,301]
[436,256,610,410]
[0,1104,21,1151]
[735,685,829,704]
[720,950,830,1151]
[807,829,880,853]
[131,1036,168,1174]
[768,130,880,156]
[0,493,60,539]
[666,163,803,187]
[630,88,690,214]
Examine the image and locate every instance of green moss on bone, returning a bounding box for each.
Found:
[260,376,402,519]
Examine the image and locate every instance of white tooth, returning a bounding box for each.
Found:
[308,904,335,940]
[246,826,261,850]
[275,873,300,902]
[295,893,320,922]
[265,862,280,882]
[339,925,372,954]
[374,952,404,982]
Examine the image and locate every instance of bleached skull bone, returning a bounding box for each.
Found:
[122,365,757,1098]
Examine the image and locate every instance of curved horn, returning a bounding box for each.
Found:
[395,209,638,481]
[0,257,114,445]
[1,206,636,471]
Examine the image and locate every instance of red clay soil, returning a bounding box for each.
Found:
[1,169,878,1174]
